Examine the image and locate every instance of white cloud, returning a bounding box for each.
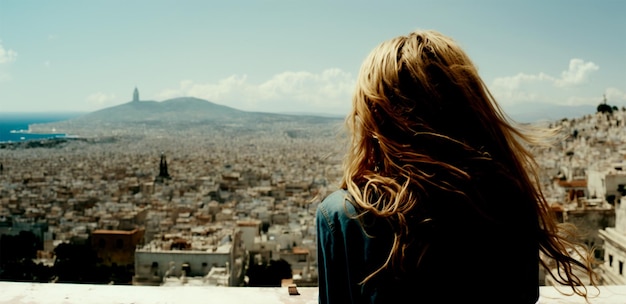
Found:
[605,87,626,103]
[0,40,17,64]
[561,95,601,107]
[554,59,599,87]
[156,75,249,103]
[559,88,626,107]
[491,72,554,91]
[489,58,600,106]
[86,92,118,108]
[156,68,355,114]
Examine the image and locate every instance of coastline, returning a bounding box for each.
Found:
[1,128,70,144]
[0,112,83,143]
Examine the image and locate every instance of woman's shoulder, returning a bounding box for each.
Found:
[321,189,350,204]
[317,189,358,221]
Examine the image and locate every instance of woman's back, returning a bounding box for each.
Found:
[316,29,596,304]
[317,161,540,303]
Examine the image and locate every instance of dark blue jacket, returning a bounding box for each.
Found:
[317,185,540,304]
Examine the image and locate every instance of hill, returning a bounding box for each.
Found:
[28,97,344,138]
[504,103,597,123]
[78,97,242,123]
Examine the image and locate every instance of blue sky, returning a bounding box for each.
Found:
[0,0,624,120]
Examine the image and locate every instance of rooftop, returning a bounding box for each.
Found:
[1,282,625,304]
[92,228,142,235]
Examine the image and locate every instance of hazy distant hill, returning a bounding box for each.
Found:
[505,103,597,123]
[70,97,339,123]
[29,97,344,138]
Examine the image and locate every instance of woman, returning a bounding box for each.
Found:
[316,30,597,303]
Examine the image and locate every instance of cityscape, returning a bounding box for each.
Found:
[1,1,623,302]
[0,90,346,287]
[1,91,626,294]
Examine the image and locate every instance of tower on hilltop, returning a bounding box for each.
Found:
[133,87,139,102]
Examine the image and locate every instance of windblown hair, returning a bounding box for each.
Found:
[341,30,597,298]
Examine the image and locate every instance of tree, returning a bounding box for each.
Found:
[597,103,613,114]
[53,240,109,284]
[0,231,50,282]
[246,258,292,287]
[0,231,39,264]
[618,184,626,196]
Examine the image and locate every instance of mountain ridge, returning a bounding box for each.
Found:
[503,103,597,123]
[28,97,345,137]
[71,97,254,123]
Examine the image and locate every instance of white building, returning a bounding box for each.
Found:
[599,195,626,284]
[132,229,246,286]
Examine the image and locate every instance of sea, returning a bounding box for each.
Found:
[0,112,84,143]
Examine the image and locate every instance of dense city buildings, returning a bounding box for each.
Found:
[0,92,344,285]
[1,93,626,288]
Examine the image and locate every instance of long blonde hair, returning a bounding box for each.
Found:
[341,29,597,297]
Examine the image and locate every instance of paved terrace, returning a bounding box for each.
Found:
[1,282,625,303]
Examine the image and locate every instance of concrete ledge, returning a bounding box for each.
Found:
[1,282,625,303]
[0,282,317,304]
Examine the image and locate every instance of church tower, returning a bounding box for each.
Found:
[155,152,171,183]
[133,87,139,102]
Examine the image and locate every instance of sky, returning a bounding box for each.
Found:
[0,0,625,120]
